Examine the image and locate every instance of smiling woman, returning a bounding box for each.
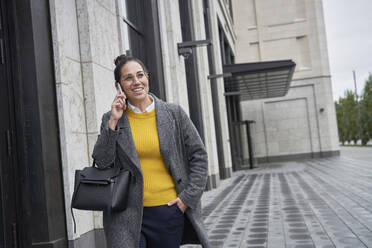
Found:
[119,61,151,111]
[91,55,211,247]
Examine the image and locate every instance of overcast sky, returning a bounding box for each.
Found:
[323,0,372,101]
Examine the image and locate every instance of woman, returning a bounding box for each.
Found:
[92,54,210,248]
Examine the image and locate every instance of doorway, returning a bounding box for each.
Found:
[0,0,20,246]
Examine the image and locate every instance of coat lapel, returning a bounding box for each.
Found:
[153,94,176,173]
[116,112,142,172]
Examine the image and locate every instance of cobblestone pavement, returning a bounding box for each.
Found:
[183,156,372,248]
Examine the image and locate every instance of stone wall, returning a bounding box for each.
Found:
[50,0,121,244]
[233,0,339,161]
[241,76,339,161]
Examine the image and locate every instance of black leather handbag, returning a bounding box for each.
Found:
[70,160,131,232]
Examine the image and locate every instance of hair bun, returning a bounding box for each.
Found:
[114,55,126,66]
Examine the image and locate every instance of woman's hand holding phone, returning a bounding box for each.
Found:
[109,82,127,130]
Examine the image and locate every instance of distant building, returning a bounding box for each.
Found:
[233,0,340,162]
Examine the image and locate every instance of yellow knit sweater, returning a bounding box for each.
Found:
[126,107,177,206]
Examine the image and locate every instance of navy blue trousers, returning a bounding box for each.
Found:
[139,204,184,248]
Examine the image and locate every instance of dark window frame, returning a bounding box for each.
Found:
[178,0,205,142]
[3,0,68,246]
[0,1,19,246]
[124,0,166,100]
[217,18,245,171]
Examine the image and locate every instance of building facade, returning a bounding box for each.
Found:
[49,0,234,245]
[0,0,338,247]
[233,0,339,162]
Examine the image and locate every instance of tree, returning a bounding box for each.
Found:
[360,73,372,145]
[335,99,347,145]
[341,90,359,144]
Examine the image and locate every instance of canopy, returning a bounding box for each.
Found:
[223,60,296,101]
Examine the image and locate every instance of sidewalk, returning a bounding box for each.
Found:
[184,153,372,248]
[339,145,372,163]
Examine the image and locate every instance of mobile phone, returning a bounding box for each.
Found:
[115,82,127,105]
[115,82,124,94]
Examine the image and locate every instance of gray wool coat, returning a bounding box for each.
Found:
[92,94,210,248]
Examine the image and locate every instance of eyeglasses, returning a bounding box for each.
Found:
[121,71,148,83]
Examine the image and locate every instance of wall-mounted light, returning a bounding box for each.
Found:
[207,73,232,80]
[177,39,211,59]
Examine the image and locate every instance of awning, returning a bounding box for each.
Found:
[223,60,296,101]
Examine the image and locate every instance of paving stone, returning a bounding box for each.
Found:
[183,157,372,248]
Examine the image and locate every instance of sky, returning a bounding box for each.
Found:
[322,0,372,101]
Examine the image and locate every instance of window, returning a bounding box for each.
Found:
[119,0,131,55]
[119,0,166,100]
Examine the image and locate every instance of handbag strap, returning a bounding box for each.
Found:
[71,158,96,234]
[70,179,81,234]
[71,206,77,233]
[91,158,120,169]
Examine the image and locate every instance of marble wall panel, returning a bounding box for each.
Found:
[191,0,222,179]
[50,0,80,61]
[82,62,115,133]
[75,0,92,62]
[86,131,98,165]
[95,0,116,15]
[88,1,120,68]
[76,0,120,69]
[83,62,116,164]
[58,58,86,133]
[210,0,235,173]
[80,62,96,132]
[92,67,117,128]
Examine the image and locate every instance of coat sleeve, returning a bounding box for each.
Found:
[92,112,119,169]
[177,106,209,209]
